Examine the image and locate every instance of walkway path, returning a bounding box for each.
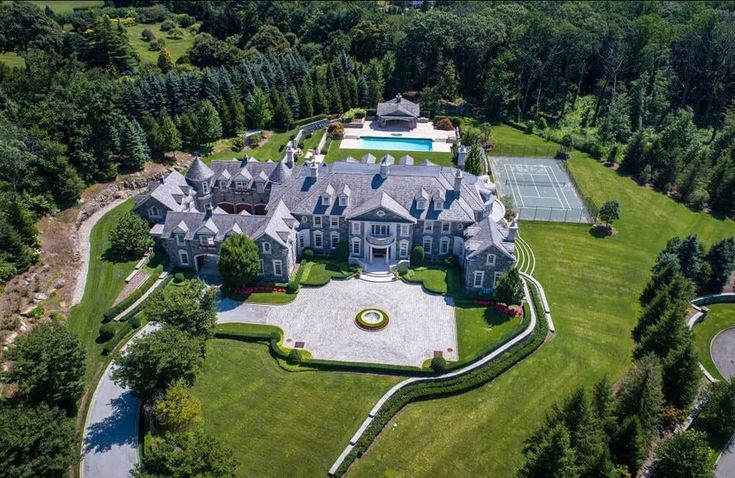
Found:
[80,323,158,478]
[112,271,169,322]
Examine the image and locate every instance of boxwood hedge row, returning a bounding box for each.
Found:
[102,271,160,322]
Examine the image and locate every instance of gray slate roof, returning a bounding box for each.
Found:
[134,170,191,212]
[186,157,214,182]
[464,216,515,259]
[377,94,420,118]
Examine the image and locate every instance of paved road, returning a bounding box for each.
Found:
[80,323,158,478]
[713,328,735,478]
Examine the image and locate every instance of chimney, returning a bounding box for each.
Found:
[454,169,463,196]
[396,93,402,102]
[309,161,319,179]
[205,204,213,219]
[457,145,469,168]
[507,216,518,242]
[286,145,295,167]
[380,158,390,179]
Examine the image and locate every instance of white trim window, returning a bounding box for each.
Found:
[262,242,271,254]
[314,231,323,249]
[351,222,360,234]
[201,182,209,194]
[371,224,389,237]
[417,199,426,210]
[331,232,340,249]
[298,235,305,249]
[494,271,504,287]
[487,254,496,266]
[339,196,348,207]
[423,237,433,255]
[175,233,185,246]
[399,240,409,258]
[351,238,361,256]
[273,260,283,277]
[322,194,332,206]
[259,259,264,274]
[219,180,227,189]
[199,235,214,246]
[441,222,451,234]
[435,200,444,210]
[400,224,410,237]
[313,215,323,228]
[178,250,189,266]
[473,271,484,288]
[149,205,161,218]
[424,220,433,233]
[235,181,247,191]
[330,216,340,228]
[440,237,450,255]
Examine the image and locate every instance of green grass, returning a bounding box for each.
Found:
[300,258,357,286]
[693,304,735,381]
[455,306,525,362]
[323,140,455,166]
[190,339,401,477]
[125,22,197,65]
[0,52,25,69]
[302,130,323,151]
[201,129,300,165]
[67,200,138,383]
[401,264,462,297]
[349,149,735,477]
[243,291,297,305]
[490,124,560,157]
[24,0,103,13]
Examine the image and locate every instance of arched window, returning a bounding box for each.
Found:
[314,231,323,249]
[440,237,450,255]
[351,238,361,256]
[487,254,496,266]
[149,205,161,218]
[330,232,340,249]
[399,240,409,258]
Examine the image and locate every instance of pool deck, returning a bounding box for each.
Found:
[341,120,455,153]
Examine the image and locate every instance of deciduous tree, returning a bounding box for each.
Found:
[109,211,153,259]
[218,234,261,289]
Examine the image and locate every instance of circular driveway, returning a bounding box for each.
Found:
[217,279,458,367]
[712,327,735,380]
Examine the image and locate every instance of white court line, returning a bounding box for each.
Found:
[504,163,526,208]
[549,163,573,210]
[543,165,569,211]
[525,167,542,198]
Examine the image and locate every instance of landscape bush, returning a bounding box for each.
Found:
[98,323,116,342]
[335,242,349,262]
[173,272,185,283]
[327,123,344,139]
[176,13,196,28]
[431,356,447,373]
[434,117,454,130]
[410,245,425,266]
[287,349,303,365]
[160,19,176,32]
[301,248,315,261]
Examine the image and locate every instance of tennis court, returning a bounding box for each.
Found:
[490,156,593,223]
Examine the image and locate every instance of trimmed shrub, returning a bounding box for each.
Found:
[431,356,447,373]
[444,254,459,268]
[327,123,344,139]
[286,281,299,294]
[173,272,185,283]
[141,28,155,42]
[98,323,116,342]
[335,242,349,262]
[397,262,409,275]
[287,349,303,365]
[410,246,425,267]
[434,118,453,131]
[177,13,195,28]
[101,342,115,356]
[129,315,142,329]
[301,248,315,261]
[525,120,535,134]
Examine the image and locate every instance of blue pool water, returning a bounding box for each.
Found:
[353,136,433,152]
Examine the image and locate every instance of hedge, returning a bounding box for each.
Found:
[332,285,548,477]
[294,114,327,127]
[102,271,160,322]
[116,275,174,323]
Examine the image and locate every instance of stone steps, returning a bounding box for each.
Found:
[359,272,396,283]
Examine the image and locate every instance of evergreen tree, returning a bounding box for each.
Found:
[651,430,713,478]
[120,118,150,171]
[196,100,223,145]
[245,88,273,129]
[620,130,648,176]
[661,340,700,409]
[517,423,580,478]
[591,377,617,439]
[704,237,735,293]
[495,267,524,305]
[298,81,314,118]
[611,415,647,475]
[110,211,154,258]
[464,145,484,176]
[616,354,664,439]
[160,111,182,156]
[697,380,735,439]
[357,74,369,106]
[270,89,294,131]
[141,114,166,158]
[228,98,246,134]
[175,110,198,148]
[157,48,174,73]
[709,155,735,216]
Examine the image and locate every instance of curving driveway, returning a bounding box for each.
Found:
[713,327,735,478]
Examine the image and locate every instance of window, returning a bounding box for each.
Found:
[339,196,347,206]
[457,223,464,230]
[331,232,340,249]
[423,237,433,255]
[298,235,305,249]
[273,260,283,277]
[487,254,496,266]
[441,222,451,233]
[322,194,331,206]
[371,224,389,236]
[330,216,340,228]
[219,180,227,189]
[417,199,426,210]
[302,215,308,224]
[424,221,433,233]
[399,240,409,258]
[201,182,209,194]
[313,215,323,228]
[351,238,361,256]
[175,233,185,245]
[440,238,450,255]
[314,231,323,248]
[199,235,214,246]
[178,250,189,266]
[235,181,247,191]
[473,271,484,288]
[400,224,410,237]
[262,242,271,254]
[149,206,161,218]
[259,259,264,274]
[351,222,360,234]
[435,200,444,210]
[494,272,503,287]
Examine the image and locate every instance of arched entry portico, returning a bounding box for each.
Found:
[236,203,253,214]
[194,254,220,283]
[217,202,235,213]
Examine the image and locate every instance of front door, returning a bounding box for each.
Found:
[372,247,387,264]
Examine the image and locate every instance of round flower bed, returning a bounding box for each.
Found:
[355,308,389,331]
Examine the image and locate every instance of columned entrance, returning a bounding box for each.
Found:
[370,246,390,264]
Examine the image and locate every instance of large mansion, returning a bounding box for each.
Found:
[134,148,517,293]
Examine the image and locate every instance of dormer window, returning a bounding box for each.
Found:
[435,200,444,210]
[199,235,214,246]
[322,194,332,206]
[175,233,185,245]
[487,254,496,266]
[339,196,347,207]
[219,180,227,189]
[149,206,161,218]
[417,200,426,210]
[235,181,247,191]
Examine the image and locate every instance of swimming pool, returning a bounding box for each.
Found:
[347,136,434,152]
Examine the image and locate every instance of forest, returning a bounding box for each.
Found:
[0,0,734,281]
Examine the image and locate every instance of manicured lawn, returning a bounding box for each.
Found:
[302,129,324,151]
[247,128,299,161]
[243,291,296,305]
[125,22,197,65]
[0,52,25,69]
[693,304,735,381]
[490,124,560,157]
[300,259,358,286]
[455,305,526,362]
[66,200,138,383]
[323,140,454,166]
[349,151,735,477]
[190,339,401,477]
[26,0,103,13]
[401,264,462,297]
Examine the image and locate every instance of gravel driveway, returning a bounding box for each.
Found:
[217,279,458,367]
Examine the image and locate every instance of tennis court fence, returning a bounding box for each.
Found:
[517,205,594,223]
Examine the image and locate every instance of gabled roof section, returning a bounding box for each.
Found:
[347,192,416,223]
[377,94,420,117]
[196,218,219,235]
[464,216,515,260]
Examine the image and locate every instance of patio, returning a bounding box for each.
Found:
[340,120,456,153]
[216,279,458,367]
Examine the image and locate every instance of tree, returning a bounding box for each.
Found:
[616,354,664,439]
[661,340,700,409]
[109,211,153,259]
[495,268,524,305]
[120,118,150,171]
[218,235,261,289]
[410,245,425,266]
[1,321,85,412]
[154,380,203,434]
[650,430,713,478]
[159,111,182,157]
[0,402,77,477]
[270,89,294,132]
[598,200,620,231]
[704,237,735,293]
[157,48,174,73]
[517,423,580,478]
[143,279,216,340]
[697,380,735,439]
[611,415,647,475]
[245,88,272,129]
[464,145,484,176]
[196,100,222,145]
[132,427,237,478]
[112,327,203,401]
